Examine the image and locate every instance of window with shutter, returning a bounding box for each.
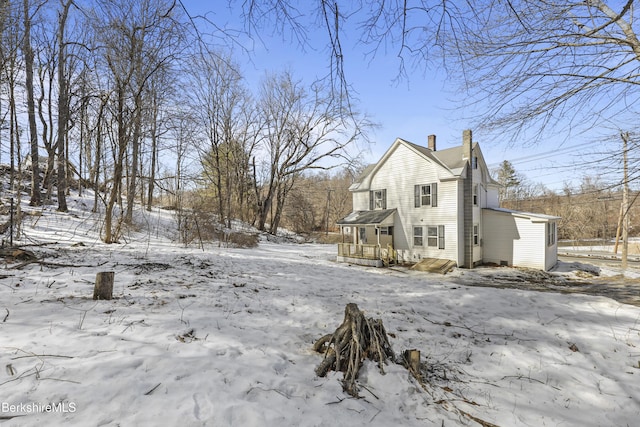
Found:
[416,183,438,207]
[370,189,387,210]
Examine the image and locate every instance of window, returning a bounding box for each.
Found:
[473,184,478,206]
[427,225,445,249]
[427,226,438,247]
[413,226,423,246]
[369,189,387,210]
[422,185,431,206]
[414,183,438,207]
[472,156,478,169]
[473,224,479,246]
[376,227,392,236]
[547,222,556,246]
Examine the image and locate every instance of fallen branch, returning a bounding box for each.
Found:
[2,308,8,322]
[401,349,501,427]
[144,383,162,395]
[10,260,109,270]
[10,354,74,360]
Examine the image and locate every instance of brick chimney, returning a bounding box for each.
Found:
[428,134,436,151]
[462,129,472,161]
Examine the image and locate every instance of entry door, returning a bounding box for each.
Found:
[359,227,367,244]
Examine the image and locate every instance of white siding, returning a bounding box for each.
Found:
[512,218,546,270]
[352,191,369,211]
[367,143,461,262]
[482,210,517,266]
[482,210,552,270]
[344,139,556,271]
[545,221,559,270]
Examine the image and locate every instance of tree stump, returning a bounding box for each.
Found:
[403,349,421,375]
[93,271,114,300]
[313,303,394,397]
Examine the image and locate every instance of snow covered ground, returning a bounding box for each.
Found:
[1,196,639,426]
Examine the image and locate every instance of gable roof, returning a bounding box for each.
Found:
[349,164,376,191]
[353,137,502,192]
[404,140,468,172]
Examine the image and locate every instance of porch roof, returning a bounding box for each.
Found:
[336,209,396,226]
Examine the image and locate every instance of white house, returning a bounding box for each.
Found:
[336,130,560,271]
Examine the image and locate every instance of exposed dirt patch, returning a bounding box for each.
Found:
[452,267,640,307]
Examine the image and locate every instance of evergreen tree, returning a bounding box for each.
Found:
[495,160,521,202]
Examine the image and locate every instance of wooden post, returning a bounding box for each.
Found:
[93,271,114,300]
[621,132,630,269]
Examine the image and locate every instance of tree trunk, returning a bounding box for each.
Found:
[125,101,142,223]
[23,0,42,206]
[56,0,73,213]
[146,96,158,211]
[105,86,127,243]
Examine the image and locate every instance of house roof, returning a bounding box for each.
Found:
[484,207,561,222]
[349,164,376,191]
[404,140,469,173]
[350,136,501,192]
[336,209,396,225]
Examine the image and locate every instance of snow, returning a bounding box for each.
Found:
[1,196,640,426]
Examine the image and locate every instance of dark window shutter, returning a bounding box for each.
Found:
[382,189,387,209]
[369,191,373,210]
[431,183,438,207]
[438,225,445,249]
[414,185,421,207]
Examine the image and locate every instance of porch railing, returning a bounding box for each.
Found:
[337,243,396,264]
[337,243,380,260]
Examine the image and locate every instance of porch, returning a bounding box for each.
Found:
[336,243,396,267]
[336,209,397,267]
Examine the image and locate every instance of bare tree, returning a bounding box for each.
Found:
[233,1,640,143]
[93,0,183,242]
[254,70,368,234]
[450,1,640,142]
[54,0,74,212]
[0,0,22,202]
[123,0,183,224]
[22,0,42,206]
[191,51,252,229]
[34,19,57,202]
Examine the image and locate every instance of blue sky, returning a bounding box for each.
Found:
[186,2,592,192]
